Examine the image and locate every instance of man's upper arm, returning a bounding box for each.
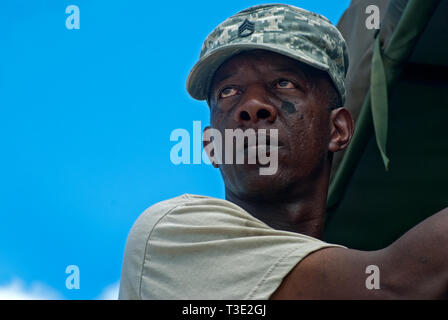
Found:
[272,206,448,300]
[270,246,395,299]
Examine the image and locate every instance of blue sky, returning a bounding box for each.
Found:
[0,0,350,299]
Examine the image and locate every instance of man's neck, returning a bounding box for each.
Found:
[224,171,330,239]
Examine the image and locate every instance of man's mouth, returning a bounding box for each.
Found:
[231,131,285,154]
[245,133,283,149]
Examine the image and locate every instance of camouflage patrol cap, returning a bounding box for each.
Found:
[186,3,349,104]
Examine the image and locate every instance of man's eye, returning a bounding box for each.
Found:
[276,80,296,89]
[219,87,238,98]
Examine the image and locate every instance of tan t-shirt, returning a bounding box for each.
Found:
[118,194,344,299]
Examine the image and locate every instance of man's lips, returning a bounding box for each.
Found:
[244,141,283,151]
[232,131,285,153]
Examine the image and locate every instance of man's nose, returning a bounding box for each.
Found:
[234,85,278,124]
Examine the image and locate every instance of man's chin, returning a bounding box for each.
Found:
[224,166,291,200]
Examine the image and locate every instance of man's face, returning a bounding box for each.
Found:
[206,50,340,200]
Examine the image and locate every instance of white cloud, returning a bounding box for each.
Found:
[0,278,63,300]
[96,281,119,300]
[0,278,120,300]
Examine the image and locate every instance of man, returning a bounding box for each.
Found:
[119,4,448,299]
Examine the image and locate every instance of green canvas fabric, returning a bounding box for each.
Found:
[370,36,390,170]
[325,0,447,249]
[330,0,397,182]
[325,65,448,249]
[328,0,442,208]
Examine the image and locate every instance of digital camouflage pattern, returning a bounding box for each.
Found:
[187,3,349,104]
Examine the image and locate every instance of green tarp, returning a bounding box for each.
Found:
[324,0,448,250]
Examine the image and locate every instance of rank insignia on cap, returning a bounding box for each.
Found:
[238,19,255,37]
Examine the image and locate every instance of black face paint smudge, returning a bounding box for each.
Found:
[281,100,296,114]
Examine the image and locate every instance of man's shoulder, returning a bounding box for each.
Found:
[137,193,235,220]
[127,194,200,242]
[134,193,200,229]
[127,193,268,243]
[119,194,220,299]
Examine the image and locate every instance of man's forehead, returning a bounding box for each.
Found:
[212,50,313,85]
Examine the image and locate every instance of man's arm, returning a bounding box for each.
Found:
[271,207,448,299]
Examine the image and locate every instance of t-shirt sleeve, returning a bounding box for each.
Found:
[118,194,345,300]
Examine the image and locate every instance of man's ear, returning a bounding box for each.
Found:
[328,107,354,153]
[203,126,219,168]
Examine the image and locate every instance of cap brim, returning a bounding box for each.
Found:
[186,43,329,101]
